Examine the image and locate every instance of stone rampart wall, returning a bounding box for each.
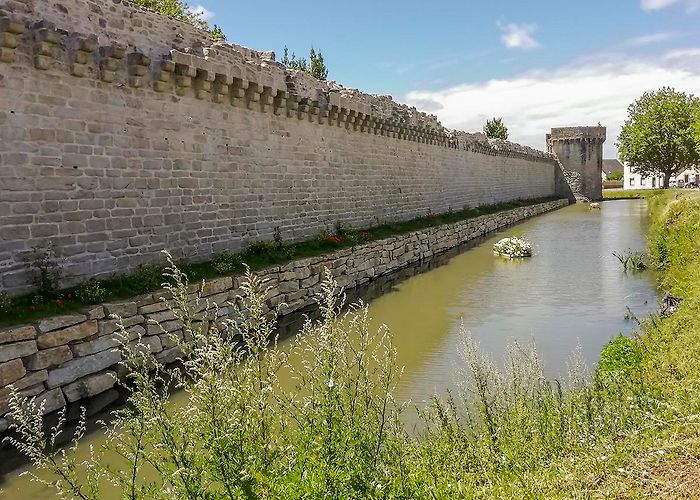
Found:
[0,199,568,426]
[0,0,560,294]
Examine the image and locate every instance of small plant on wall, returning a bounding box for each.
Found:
[23,242,63,301]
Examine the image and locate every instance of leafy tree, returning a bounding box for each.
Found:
[484,117,509,140]
[309,47,328,80]
[281,46,329,80]
[607,169,624,181]
[618,87,700,188]
[210,25,226,42]
[132,0,225,40]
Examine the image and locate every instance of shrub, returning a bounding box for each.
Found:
[493,236,532,258]
[23,242,62,300]
[597,334,643,378]
[212,250,242,275]
[75,279,107,304]
[612,250,647,271]
[0,292,12,313]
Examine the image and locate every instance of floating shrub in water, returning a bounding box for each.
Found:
[493,236,532,258]
[613,250,647,271]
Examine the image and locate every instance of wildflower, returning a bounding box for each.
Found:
[328,378,334,388]
[55,299,64,306]
[360,231,370,239]
[67,293,74,300]
[325,236,342,245]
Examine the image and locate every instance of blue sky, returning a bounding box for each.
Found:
[193,0,700,156]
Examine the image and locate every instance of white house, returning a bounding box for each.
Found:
[623,163,700,189]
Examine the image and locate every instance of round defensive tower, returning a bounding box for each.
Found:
[546,126,606,201]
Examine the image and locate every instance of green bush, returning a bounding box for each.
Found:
[597,335,643,378]
[75,279,107,304]
[212,250,242,274]
[0,292,12,314]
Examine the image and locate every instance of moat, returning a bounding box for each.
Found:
[0,199,659,497]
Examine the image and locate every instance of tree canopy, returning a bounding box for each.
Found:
[484,118,509,140]
[132,0,225,40]
[618,87,700,188]
[281,46,329,80]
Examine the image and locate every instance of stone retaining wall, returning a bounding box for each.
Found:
[0,199,568,427]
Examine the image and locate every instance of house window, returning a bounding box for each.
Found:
[685,174,689,183]
[630,178,635,186]
[640,177,646,186]
[652,177,656,188]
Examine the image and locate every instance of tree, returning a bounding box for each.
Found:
[618,87,700,189]
[281,46,329,80]
[607,169,624,181]
[309,47,328,80]
[483,118,509,140]
[132,0,225,39]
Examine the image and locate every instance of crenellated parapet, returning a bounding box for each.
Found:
[0,3,556,165]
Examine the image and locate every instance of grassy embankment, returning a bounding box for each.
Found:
[603,188,667,200]
[0,197,559,327]
[587,189,700,497]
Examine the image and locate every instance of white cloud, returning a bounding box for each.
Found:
[624,32,676,46]
[404,51,700,157]
[191,5,214,22]
[497,22,541,50]
[641,0,700,11]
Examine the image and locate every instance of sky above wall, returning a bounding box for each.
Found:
[193,0,700,157]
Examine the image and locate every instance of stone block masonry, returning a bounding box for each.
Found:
[0,0,562,294]
[0,199,568,422]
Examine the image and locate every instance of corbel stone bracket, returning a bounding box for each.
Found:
[69,34,97,78]
[153,59,175,92]
[31,21,60,70]
[0,16,25,63]
[126,52,151,88]
[98,44,126,83]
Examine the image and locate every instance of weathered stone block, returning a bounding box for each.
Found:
[0,325,37,345]
[38,314,87,333]
[99,315,144,336]
[37,320,98,349]
[156,346,184,365]
[0,340,37,362]
[24,346,73,370]
[201,277,232,297]
[86,305,106,320]
[36,388,67,414]
[104,301,138,318]
[47,350,121,388]
[0,359,26,386]
[62,370,116,403]
[71,326,143,357]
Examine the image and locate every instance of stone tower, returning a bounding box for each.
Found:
[547,126,606,201]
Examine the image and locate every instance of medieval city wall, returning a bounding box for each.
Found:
[0,0,560,294]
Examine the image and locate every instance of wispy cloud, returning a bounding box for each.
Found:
[623,31,676,46]
[497,21,541,50]
[191,5,214,22]
[403,50,700,157]
[640,0,700,11]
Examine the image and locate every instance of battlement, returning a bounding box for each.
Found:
[0,0,556,161]
[546,126,607,143]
